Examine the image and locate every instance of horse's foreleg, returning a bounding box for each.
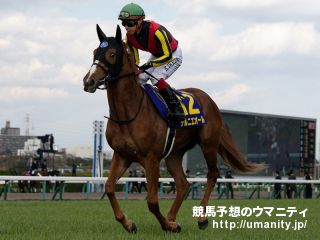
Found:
[165,157,190,223]
[145,158,181,232]
[105,153,136,233]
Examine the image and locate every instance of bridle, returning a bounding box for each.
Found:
[92,42,145,125]
[92,61,136,90]
[92,41,136,90]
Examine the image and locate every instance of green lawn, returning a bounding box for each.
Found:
[0,199,319,240]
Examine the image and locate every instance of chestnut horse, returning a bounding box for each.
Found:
[83,25,264,233]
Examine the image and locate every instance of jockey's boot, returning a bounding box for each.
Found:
[159,86,185,121]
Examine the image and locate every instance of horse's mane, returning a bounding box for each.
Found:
[123,41,138,72]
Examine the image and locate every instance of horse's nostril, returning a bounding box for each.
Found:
[83,77,96,92]
[85,78,94,86]
[84,77,94,86]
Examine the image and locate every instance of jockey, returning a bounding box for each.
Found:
[118,3,184,121]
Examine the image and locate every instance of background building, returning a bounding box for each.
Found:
[186,110,316,177]
[67,145,93,158]
[0,121,33,155]
[1,121,20,136]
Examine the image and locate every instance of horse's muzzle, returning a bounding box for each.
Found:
[83,76,97,93]
[83,85,96,93]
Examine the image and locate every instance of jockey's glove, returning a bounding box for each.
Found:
[139,62,153,71]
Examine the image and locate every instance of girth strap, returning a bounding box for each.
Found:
[162,125,176,159]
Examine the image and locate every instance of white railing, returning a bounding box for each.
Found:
[1,175,319,201]
[1,175,320,184]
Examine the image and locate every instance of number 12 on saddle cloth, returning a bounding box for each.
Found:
[143,84,207,128]
[177,92,206,128]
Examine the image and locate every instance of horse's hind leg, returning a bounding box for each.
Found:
[105,153,136,233]
[198,144,220,230]
[165,155,190,223]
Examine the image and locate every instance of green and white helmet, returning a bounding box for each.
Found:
[118,3,145,20]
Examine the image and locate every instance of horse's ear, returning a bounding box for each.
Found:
[116,25,122,44]
[96,24,107,42]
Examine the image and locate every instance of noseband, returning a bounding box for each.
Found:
[92,61,136,90]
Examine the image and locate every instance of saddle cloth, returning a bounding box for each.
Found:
[143,84,207,128]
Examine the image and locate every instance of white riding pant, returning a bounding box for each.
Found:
[139,46,182,85]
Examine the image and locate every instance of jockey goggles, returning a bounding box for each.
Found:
[121,20,137,27]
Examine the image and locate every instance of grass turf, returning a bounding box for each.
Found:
[0,199,319,240]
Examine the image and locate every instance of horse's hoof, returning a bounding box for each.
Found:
[174,223,181,233]
[198,219,209,230]
[164,223,182,233]
[129,223,137,234]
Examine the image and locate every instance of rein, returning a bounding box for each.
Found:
[104,88,145,125]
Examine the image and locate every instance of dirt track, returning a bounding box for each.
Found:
[1,190,274,201]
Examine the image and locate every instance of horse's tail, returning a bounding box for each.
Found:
[218,125,266,173]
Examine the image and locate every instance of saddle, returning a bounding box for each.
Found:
[143,84,207,128]
[143,84,207,159]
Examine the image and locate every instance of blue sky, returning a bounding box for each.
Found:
[1,0,320,156]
